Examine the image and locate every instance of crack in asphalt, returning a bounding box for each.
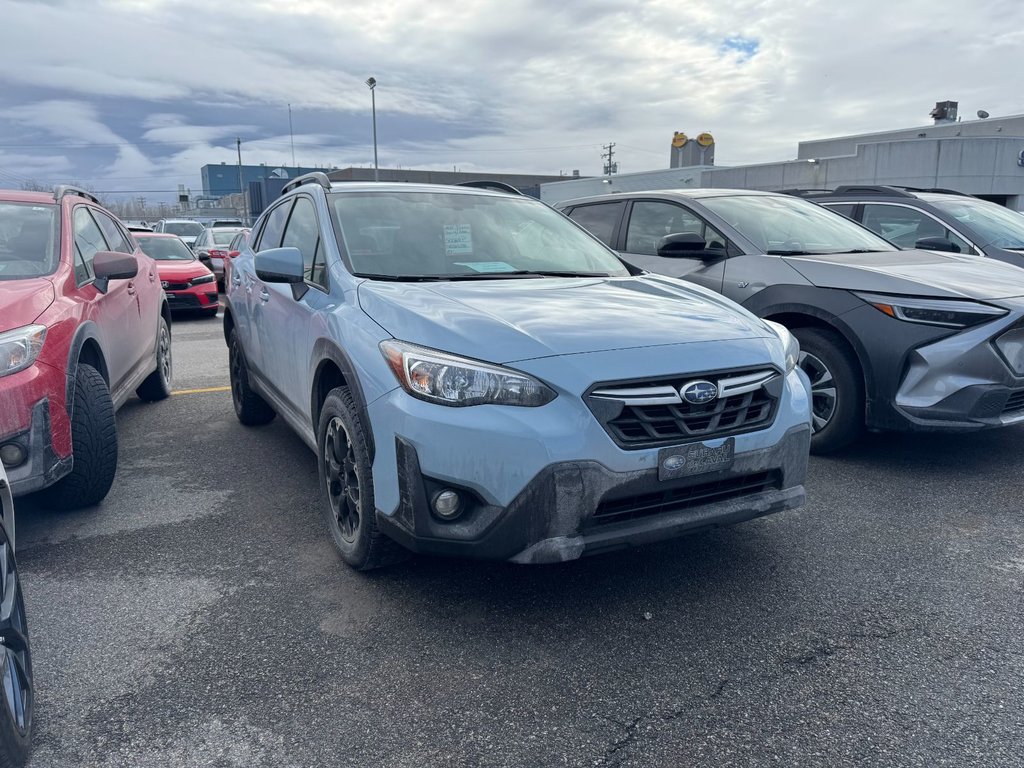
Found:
[596,618,919,766]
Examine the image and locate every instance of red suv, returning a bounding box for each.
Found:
[0,186,173,509]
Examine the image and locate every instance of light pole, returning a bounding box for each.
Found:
[366,77,378,181]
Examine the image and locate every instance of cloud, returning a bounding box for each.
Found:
[0,0,1023,198]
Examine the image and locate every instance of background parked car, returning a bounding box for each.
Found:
[152,219,204,249]
[0,186,173,508]
[558,189,1024,453]
[225,175,810,571]
[789,186,1024,265]
[192,226,246,287]
[133,232,219,318]
[0,461,33,767]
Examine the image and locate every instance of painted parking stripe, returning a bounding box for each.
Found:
[171,385,232,395]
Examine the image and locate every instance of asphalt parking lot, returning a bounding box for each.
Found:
[15,309,1024,768]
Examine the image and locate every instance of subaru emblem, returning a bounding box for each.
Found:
[680,380,718,405]
[663,455,687,472]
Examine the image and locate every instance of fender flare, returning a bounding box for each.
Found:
[309,339,375,459]
[65,321,108,413]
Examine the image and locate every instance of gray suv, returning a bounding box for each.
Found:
[558,189,1024,453]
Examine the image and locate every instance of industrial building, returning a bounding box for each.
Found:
[541,102,1024,210]
[326,167,576,198]
[201,163,336,197]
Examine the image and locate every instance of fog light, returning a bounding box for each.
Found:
[431,489,463,520]
[0,443,26,468]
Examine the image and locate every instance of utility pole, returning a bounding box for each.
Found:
[602,142,617,175]
[236,138,249,224]
[288,104,296,167]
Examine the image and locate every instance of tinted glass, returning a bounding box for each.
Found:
[164,222,204,237]
[211,229,243,245]
[929,197,1024,249]
[0,202,59,280]
[625,201,730,256]
[861,204,971,252]
[330,192,628,279]
[136,237,196,261]
[824,203,856,219]
[73,207,108,277]
[257,201,291,251]
[566,202,624,246]
[93,211,133,253]
[699,194,896,254]
[281,197,322,284]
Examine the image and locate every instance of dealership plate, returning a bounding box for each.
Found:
[658,438,735,481]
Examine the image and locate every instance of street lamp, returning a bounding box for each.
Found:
[365,77,378,181]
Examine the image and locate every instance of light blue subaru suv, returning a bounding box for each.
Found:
[223,174,812,570]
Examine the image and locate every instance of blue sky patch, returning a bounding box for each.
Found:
[719,36,760,61]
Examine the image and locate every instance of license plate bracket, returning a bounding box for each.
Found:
[658,438,735,481]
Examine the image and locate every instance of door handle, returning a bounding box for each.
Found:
[232,273,242,286]
[259,289,270,302]
[127,282,137,296]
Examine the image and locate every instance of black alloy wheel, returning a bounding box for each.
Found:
[0,523,32,767]
[324,417,360,543]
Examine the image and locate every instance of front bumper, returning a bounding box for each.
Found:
[1,398,72,496]
[376,426,808,563]
[165,286,219,312]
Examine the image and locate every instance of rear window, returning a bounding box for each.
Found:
[0,202,59,280]
[211,230,242,245]
[164,222,204,237]
[136,237,196,261]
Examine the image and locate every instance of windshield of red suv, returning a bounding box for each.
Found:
[0,202,59,280]
[330,191,629,279]
[135,236,196,261]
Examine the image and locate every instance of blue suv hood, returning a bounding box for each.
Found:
[358,275,773,364]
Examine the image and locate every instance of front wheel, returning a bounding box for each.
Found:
[317,386,407,571]
[0,520,32,767]
[793,326,864,454]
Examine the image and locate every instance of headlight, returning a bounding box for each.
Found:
[0,325,46,378]
[854,292,1007,328]
[190,274,216,286]
[380,340,556,407]
[764,320,799,373]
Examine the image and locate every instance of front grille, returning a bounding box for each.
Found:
[165,293,200,308]
[1004,390,1024,415]
[163,281,190,291]
[591,471,782,527]
[586,368,780,449]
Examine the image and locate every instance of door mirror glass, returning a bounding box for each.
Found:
[91,250,138,293]
[255,247,304,283]
[915,236,961,253]
[657,232,707,258]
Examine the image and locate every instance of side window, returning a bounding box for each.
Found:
[823,203,857,220]
[256,201,292,252]
[281,197,324,286]
[625,201,731,256]
[73,207,108,281]
[862,204,971,252]
[92,211,133,253]
[566,202,624,247]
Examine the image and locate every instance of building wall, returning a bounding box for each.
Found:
[201,164,334,197]
[327,167,574,198]
[539,167,711,205]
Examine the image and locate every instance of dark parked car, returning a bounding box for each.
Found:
[193,227,246,286]
[788,186,1024,264]
[558,189,1024,453]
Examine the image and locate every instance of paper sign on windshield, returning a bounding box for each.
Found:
[444,224,473,255]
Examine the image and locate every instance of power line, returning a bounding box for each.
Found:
[602,142,617,175]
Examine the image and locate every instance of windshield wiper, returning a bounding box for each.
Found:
[355,270,614,282]
[765,249,819,255]
[353,273,446,282]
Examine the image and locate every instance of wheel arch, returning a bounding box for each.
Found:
[66,322,110,412]
[222,307,235,346]
[309,339,374,459]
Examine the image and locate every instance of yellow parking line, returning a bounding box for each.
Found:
[171,385,232,396]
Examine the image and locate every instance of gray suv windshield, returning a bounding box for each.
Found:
[700,195,897,254]
[330,191,629,279]
[930,197,1024,249]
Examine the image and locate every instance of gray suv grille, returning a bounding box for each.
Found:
[585,368,781,449]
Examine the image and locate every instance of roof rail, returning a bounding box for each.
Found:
[281,172,333,195]
[830,185,916,198]
[54,184,101,205]
[456,180,523,196]
[777,188,834,198]
[893,185,969,196]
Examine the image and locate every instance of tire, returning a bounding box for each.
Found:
[317,386,408,571]
[202,307,219,319]
[793,326,864,454]
[229,331,275,426]
[0,524,32,768]
[136,317,173,402]
[39,364,117,511]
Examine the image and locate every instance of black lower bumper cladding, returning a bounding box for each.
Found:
[376,426,810,564]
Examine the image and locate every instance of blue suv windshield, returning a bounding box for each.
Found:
[930,197,1024,250]
[329,191,630,279]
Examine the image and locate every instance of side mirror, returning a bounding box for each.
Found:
[915,236,961,253]
[256,247,308,300]
[657,232,709,259]
[92,251,138,293]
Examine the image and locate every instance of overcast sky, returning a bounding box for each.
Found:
[1,0,1022,201]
